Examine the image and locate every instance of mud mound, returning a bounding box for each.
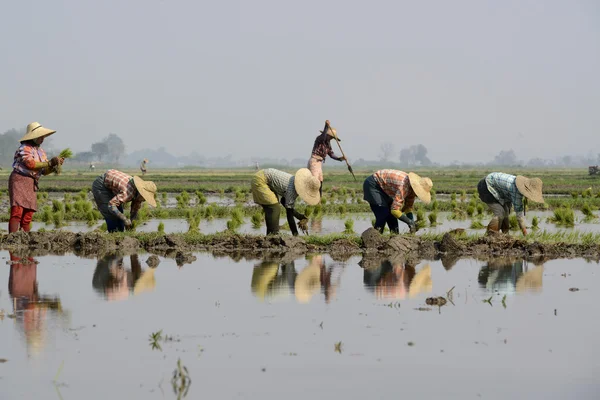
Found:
[146,234,188,250]
[146,255,160,268]
[384,235,420,254]
[361,228,387,250]
[175,251,197,267]
[329,239,361,261]
[439,233,465,253]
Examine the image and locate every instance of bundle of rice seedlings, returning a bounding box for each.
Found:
[158,221,165,234]
[470,220,485,229]
[582,203,596,218]
[54,148,74,175]
[344,219,355,234]
[251,213,262,229]
[428,212,438,226]
[532,216,539,229]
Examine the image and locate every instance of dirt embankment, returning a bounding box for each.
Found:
[0,228,599,261]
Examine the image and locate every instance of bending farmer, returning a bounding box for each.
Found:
[477,172,544,235]
[8,122,65,233]
[363,170,432,234]
[307,120,345,195]
[251,168,320,236]
[92,169,157,232]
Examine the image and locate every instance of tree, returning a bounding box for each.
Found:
[379,142,395,162]
[91,142,109,161]
[0,128,23,166]
[491,149,518,166]
[103,133,125,164]
[398,144,432,166]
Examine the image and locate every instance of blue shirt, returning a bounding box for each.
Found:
[485,173,524,217]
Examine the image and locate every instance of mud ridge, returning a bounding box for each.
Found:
[0,229,599,261]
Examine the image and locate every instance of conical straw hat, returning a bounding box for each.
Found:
[294,168,321,205]
[294,256,322,303]
[515,176,544,203]
[408,172,433,204]
[133,176,157,207]
[319,120,341,141]
[408,265,432,298]
[20,122,56,142]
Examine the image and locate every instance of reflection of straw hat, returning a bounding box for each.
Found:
[320,120,341,141]
[133,176,157,207]
[251,262,279,301]
[20,122,56,142]
[408,172,433,204]
[516,266,544,292]
[294,257,322,303]
[515,176,544,203]
[294,168,321,205]
[408,265,432,298]
[133,269,156,295]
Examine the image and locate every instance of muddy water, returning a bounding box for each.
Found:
[0,252,598,399]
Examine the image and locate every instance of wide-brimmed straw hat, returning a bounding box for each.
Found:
[294,168,321,205]
[295,256,323,303]
[408,264,432,298]
[408,172,433,204]
[132,176,157,207]
[319,120,341,141]
[515,176,544,203]
[20,122,56,142]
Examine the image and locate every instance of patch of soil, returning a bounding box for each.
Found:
[146,255,160,268]
[361,228,387,250]
[329,239,361,261]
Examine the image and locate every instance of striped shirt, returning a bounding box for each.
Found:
[12,144,48,178]
[263,168,298,208]
[373,170,416,211]
[485,172,524,216]
[103,169,144,214]
[311,133,341,162]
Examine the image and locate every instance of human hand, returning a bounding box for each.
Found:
[298,218,309,235]
[49,157,61,167]
[124,218,132,228]
[338,156,345,162]
[408,222,417,234]
[521,227,528,236]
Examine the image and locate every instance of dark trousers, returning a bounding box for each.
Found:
[262,204,280,235]
[369,204,399,234]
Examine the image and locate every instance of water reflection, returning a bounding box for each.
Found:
[250,255,345,304]
[362,258,432,299]
[92,254,158,301]
[7,252,67,356]
[478,258,544,294]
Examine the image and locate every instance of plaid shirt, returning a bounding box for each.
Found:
[373,170,416,211]
[485,172,524,216]
[103,169,144,214]
[263,168,298,208]
[311,133,341,162]
[12,144,48,178]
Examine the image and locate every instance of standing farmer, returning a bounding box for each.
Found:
[477,172,543,235]
[92,169,157,232]
[363,170,433,234]
[307,120,345,195]
[140,159,148,175]
[8,122,65,233]
[251,168,320,236]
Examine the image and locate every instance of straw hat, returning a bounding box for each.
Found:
[132,176,157,207]
[133,268,156,295]
[294,256,322,303]
[20,122,56,142]
[320,120,341,141]
[515,176,544,203]
[408,172,433,204]
[408,265,432,298]
[294,168,321,205]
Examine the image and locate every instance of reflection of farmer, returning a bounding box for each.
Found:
[91,169,157,232]
[250,168,319,236]
[477,259,543,294]
[250,260,297,301]
[363,260,431,299]
[307,120,345,196]
[8,122,65,233]
[92,254,158,301]
[477,173,544,235]
[140,159,148,175]
[363,170,432,234]
[8,252,64,355]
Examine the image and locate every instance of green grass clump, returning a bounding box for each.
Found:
[344,219,355,234]
[157,221,165,234]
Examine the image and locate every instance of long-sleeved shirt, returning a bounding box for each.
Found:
[373,170,416,212]
[263,168,298,209]
[311,133,342,162]
[12,144,48,178]
[485,172,524,216]
[103,169,144,215]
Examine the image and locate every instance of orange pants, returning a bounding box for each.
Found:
[9,205,35,233]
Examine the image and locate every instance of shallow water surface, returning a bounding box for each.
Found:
[0,252,598,399]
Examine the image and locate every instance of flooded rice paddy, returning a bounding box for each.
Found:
[1,251,598,399]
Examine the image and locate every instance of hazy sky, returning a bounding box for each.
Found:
[2,0,599,164]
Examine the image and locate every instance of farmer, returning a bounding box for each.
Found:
[307,120,345,195]
[477,172,544,235]
[140,159,148,175]
[91,169,157,232]
[363,170,433,234]
[92,254,157,301]
[251,168,320,236]
[8,122,65,233]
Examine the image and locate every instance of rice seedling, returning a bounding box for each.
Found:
[320,197,327,205]
[582,187,593,198]
[54,148,74,175]
[450,193,456,202]
[428,212,438,226]
[344,219,355,234]
[149,330,163,351]
[157,221,165,234]
[460,190,467,203]
[86,211,97,227]
[203,205,215,220]
[477,203,484,215]
[195,191,207,205]
[582,203,596,218]
[509,215,518,230]
[64,193,72,203]
[52,200,64,213]
[64,203,73,213]
[532,216,539,230]
[99,222,107,231]
[466,205,475,217]
[415,209,426,230]
[338,204,347,215]
[571,192,578,199]
[548,207,575,227]
[231,207,244,226]
[53,211,65,228]
[171,358,191,399]
[431,200,439,211]
[161,192,168,203]
[186,213,201,233]
[251,213,262,229]
[304,206,314,218]
[470,220,485,229]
